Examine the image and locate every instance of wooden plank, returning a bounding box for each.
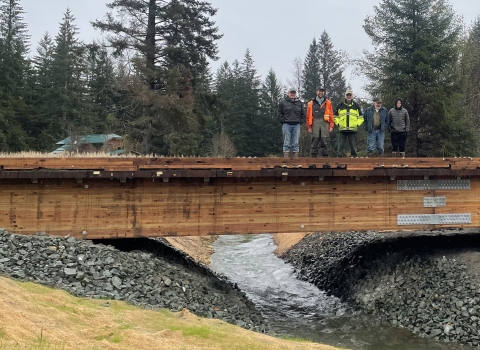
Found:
[0,175,477,238]
[0,156,473,173]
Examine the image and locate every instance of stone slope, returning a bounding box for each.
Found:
[0,230,267,332]
[283,230,480,347]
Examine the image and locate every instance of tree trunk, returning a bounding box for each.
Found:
[146,0,156,88]
[411,93,420,157]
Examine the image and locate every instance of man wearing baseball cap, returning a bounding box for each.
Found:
[278,87,305,158]
[306,87,334,157]
[364,97,389,157]
[334,89,364,157]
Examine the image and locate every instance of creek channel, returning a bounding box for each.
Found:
[209,234,470,350]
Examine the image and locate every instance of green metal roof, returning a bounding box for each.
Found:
[56,134,123,145]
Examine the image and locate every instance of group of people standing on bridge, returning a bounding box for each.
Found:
[277,87,410,158]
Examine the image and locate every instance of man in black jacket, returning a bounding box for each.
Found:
[278,87,305,158]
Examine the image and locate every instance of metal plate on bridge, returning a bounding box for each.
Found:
[423,197,447,207]
[397,180,471,191]
[397,214,472,225]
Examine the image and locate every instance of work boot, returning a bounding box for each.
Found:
[283,152,290,158]
[366,152,373,158]
[392,152,397,157]
[292,152,299,159]
[379,153,384,158]
[400,152,405,159]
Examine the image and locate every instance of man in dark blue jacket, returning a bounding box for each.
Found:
[364,97,390,157]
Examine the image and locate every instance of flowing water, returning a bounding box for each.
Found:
[210,234,470,350]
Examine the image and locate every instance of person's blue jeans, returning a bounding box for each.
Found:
[366,129,385,154]
[282,123,300,152]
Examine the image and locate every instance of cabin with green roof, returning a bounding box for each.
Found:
[53,134,124,155]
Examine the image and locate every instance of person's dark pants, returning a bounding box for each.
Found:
[391,132,407,152]
[310,119,329,157]
[338,131,357,157]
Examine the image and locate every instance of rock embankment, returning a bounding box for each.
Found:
[284,230,480,347]
[0,230,267,332]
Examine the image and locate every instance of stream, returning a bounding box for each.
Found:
[209,234,470,350]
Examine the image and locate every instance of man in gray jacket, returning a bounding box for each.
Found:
[278,87,305,158]
[388,98,410,158]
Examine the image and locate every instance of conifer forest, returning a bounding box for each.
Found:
[1,0,480,157]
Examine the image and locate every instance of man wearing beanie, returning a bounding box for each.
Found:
[364,97,389,157]
[388,98,410,158]
[306,87,334,157]
[278,87,305,158]
[334,89,363,157]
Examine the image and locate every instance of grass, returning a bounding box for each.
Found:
[0,151,222,158]
[281,336,315,343]
[0,277,344,350]
[0,337,67,350]
[94,331,122,343]
[0,151,290,159]
[170,325,211,338]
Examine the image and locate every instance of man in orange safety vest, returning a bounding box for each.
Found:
[306,87,334,157]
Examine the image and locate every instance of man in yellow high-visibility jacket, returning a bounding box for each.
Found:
[334,89,364,157]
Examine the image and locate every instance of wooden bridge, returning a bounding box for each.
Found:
[0,156,479,239]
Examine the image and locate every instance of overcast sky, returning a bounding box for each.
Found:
[22,0,480,99]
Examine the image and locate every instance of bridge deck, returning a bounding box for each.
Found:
[0,156,479,238]
[0,156,472,171]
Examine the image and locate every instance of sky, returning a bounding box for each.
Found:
[22,0,480,99]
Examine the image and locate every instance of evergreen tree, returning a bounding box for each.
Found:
[92,0,222,85]
[116,59,199,155]
[318,31,347,106]
[214,61,235,126]
[259,68,283,155]
[30,32,56,150]
[32,33,55,98]
[463,17,480,136]
[208,61,236,154]
[218,56,250,155]
[0,0,30,151]
[214,51,269,156]
[302,38,320,100]
[46,9,92,147]
[195,64,231,156]
[301,32,347,104]
[84,41,118,134]
[361,0,475,156]
[238,49,262,155]
[92,1,222,155]
[216,59,243,154]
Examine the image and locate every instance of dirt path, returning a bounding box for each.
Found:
[165,236,218,264]
[273,233,310,256]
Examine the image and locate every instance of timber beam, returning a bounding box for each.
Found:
[0,168,479,180]
[0,156,479,239]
